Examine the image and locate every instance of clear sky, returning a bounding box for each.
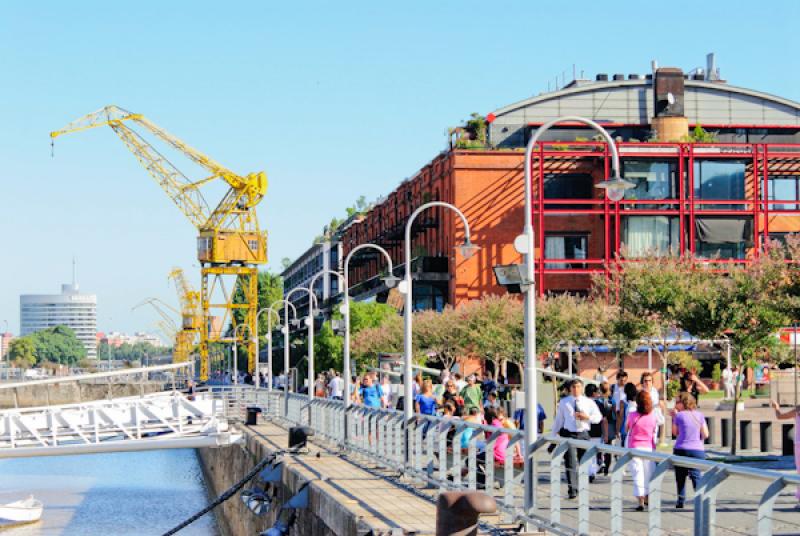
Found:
[1,0,798,335]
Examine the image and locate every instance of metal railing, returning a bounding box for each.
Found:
[213,386,800,536]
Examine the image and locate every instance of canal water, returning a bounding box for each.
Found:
[0,449,219,535]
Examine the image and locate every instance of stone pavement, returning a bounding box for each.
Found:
[245,421,441,534]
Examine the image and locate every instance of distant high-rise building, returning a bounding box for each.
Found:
[20,260,97,359]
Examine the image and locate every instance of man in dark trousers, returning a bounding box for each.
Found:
[552,379,602,499]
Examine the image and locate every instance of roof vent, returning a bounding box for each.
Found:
[629,74,644,80]
[596,73,608,81]
[613,74,625,81]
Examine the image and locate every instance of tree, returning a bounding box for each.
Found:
[462,295,523,379]
[280,258,292,271]
[416,306,469,372]
[28,325,87,366]
[350,313,404,371]
[8,338,36,368]
[230,269,284,370]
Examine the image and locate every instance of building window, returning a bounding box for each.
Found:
[621,216,680,257]
[695,217,753,260]
[622,160,678,202]
[543,173,593,209]
[544,234,588,269]
[768,176,800,210]
[693,160,746,208]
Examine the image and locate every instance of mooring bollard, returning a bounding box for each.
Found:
[740,420,752,451]
[782,423,795,456]
[436,491,497,536]
[705,416,715,445]
[721,418,732,448]
[760,421,773,453]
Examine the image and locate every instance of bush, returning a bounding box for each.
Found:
[711,362,722,384]
[666,379,681,400]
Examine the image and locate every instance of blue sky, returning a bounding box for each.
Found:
[1,0,798,335]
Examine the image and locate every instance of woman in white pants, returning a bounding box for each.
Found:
[625,390,659,511]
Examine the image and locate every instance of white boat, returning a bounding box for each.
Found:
[0,496,43,523]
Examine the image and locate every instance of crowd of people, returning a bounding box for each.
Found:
[553,371,709,509]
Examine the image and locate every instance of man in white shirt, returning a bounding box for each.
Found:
[722,366,735,399]
[552,379,602,498]
[328,372,344,400]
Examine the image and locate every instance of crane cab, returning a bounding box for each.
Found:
[197,231,267,264]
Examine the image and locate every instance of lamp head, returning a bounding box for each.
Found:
[382,274,400,288]
[595,176,634,202]
[303,317,312,328]
[456,239,480,259]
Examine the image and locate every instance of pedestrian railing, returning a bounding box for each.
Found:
[210,386,800,536]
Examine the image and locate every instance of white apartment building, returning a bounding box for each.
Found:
[20,282,97,359]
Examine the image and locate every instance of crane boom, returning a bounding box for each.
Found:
[52,105,266,380]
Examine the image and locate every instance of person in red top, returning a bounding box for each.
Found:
[626,390,659,511]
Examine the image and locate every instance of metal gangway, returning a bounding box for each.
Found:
[0,363,241,458]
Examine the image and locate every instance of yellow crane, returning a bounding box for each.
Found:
[51,106,267,381]
[169,267,202,365]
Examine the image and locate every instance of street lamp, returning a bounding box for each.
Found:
[519,116,631,516]
[283,287,317,411]
[399,201,477,453]
[255,300,297,391]
[307,270,346,401]
[341,244,398,435]
[232,323,251,385]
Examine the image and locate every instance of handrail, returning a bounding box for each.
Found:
[0,362,193,390]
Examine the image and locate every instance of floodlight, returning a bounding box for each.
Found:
[493,264,530,294]
[241,488,272,515]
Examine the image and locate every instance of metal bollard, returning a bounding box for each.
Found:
[705,416,715,445]
[436,491,497,536]
[760,422,772,453]
[740,420,752,451]
[782,423,795,456]
[721,418,732,448]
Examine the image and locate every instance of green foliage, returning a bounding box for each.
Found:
[8,338,36,368]
[98,340,163,362]
[683,124,717,143]
[231,269,284,334]
[666,379,681,400]
[712,362,722,383]
[314,322,343,373]
[452,113,489,149]
[26,325,87,366]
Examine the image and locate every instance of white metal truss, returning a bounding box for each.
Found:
[0,392,240,458]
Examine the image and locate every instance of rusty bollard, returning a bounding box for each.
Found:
[436,491,497,536]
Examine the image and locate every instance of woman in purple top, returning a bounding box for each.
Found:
[671,392,709,508]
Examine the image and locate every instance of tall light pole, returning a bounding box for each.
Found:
[400,201,478,457]
[255,299,296,391]
[341,244,399,435]
[520,116,632,516]
[231,323,251,385]
[307,269,345,401]
[283,287,317,411]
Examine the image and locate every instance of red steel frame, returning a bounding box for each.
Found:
[530,142,800,295]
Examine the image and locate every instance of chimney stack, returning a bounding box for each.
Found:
[651,67,689,141]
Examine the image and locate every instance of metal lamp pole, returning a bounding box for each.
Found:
[401,201,478,461]
[307,270,345,402]
[520,116,631,516]
[231,323,252,385]
[342,244,398,438]
[283,287,317,412]
[255,300,297,391]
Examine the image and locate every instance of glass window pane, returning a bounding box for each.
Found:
[694,217,753,260]
[768,176,799,210]
[621,216,680,257]
[543,173,593,209]
[693,161,746,205]
[623,160,677,200]
[545,235,588,269]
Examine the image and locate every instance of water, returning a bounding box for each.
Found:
[0,449,219,535]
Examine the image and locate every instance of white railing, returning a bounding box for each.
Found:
[218,386,800,536]
[0,390,240,458]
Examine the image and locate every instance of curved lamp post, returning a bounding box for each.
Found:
[520,116,631,516]
[283,287,318,409]
[255,299,297,391]
[307,269,345,401]
[341,244,399,437]
[231,323,251,386]
[399,201,478,452]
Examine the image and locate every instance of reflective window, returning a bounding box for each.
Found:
[622,160,678,201]
[621,216,680,257]
[693,161,746,208]
[695,217,753,260]
[543,173,593,209]
[544,234,588,269]
[768,176,800,210]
